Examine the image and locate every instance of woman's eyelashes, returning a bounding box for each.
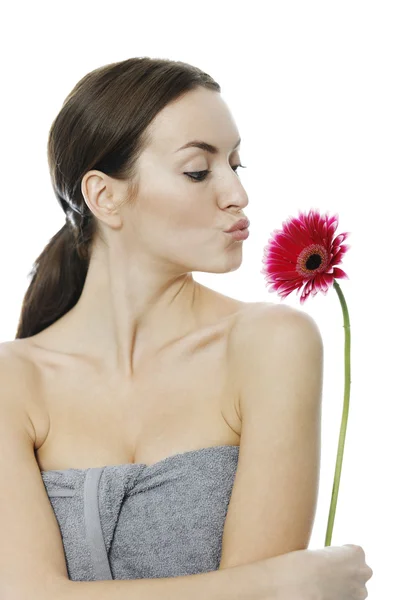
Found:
[184,164,247,182]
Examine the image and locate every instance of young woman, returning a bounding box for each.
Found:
[0,56,372,599]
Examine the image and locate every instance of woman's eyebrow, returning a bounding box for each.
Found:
[174,137,241,154]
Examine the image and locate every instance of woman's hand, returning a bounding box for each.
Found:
[251,543,373,600]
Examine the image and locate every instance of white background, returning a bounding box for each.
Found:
[1,1,399,596]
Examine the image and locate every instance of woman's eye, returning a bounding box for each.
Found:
[184,164,246,182]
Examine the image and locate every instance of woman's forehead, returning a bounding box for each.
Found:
[147,90,237,152]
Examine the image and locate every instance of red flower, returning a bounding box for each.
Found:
[261,208,350,304]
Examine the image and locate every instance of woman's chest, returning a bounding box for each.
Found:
[32,324,242,471]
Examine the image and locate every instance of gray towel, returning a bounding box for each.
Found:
[41,444,240,581]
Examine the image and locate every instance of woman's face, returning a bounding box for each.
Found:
[112,86,249,275]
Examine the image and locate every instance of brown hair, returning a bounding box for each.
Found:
[15,57,220,340]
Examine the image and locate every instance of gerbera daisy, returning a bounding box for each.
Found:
[261,208,350,304]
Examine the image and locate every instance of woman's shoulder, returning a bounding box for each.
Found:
[0,339,39,376]
[0,340,37,433]
[226,297,293,330]
[0,340,49,450]
[227,299,308,367]
[0,339,32,373]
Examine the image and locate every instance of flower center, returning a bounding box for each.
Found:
[306,254,322,270]
[296,244,329,276]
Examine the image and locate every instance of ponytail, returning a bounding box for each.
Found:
[15,221,90,339]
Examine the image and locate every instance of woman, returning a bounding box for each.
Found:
[0,56,372,599]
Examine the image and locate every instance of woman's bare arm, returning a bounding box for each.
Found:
[40,560,278,600]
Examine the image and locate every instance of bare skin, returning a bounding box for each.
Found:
[11,291,264,471]
[9,86,265,472]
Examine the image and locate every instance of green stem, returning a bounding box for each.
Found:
[324,279,351,546]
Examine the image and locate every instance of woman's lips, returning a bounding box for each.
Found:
[225,227,250,241]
